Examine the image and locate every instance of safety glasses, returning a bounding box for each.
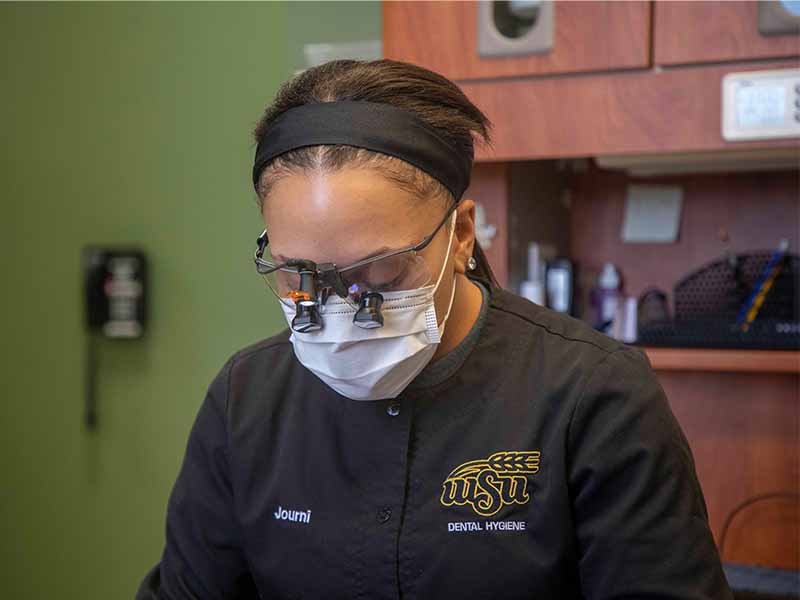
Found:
[254,200,458,313]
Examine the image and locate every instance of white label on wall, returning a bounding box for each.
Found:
[621,184,683,244]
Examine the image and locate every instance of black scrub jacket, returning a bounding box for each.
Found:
[137,282,733,599]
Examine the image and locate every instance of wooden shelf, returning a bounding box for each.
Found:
[642,347,800,374]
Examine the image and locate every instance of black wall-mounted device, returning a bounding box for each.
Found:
[81,247,148,430]
[83,248,147,338]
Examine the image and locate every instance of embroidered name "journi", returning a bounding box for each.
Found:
[273,505,312,524]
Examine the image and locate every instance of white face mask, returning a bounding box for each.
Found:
[279,212,458,401]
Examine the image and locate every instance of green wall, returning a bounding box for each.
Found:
[1,2,377,597]
[286,0,383,73]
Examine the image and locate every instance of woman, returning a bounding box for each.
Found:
[137,59,732,599]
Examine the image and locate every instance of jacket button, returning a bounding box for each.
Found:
[387,402,400,417]
[377,506,392,523]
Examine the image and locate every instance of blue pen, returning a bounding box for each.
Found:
[735,239,789,326]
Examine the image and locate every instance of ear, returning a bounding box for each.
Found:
[452,198,476,274]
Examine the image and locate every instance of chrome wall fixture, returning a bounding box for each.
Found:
[758,0,800,35]
[478,0,554,58]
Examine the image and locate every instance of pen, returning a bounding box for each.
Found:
[736,239,789,331]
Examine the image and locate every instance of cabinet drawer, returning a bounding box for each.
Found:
[383,0,650,81]
[654,0,800,65]
[460,59,800,160]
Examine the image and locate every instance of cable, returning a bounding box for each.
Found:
[85,332,97,430]
[718,491,800,560]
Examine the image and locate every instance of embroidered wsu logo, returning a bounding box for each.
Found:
[440,451,541,517]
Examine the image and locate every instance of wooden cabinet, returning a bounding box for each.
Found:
[384,2,799,160]
[383,0,650,80]
[654,0,800,65]
[659,370,799,570]
[460,59,800,160]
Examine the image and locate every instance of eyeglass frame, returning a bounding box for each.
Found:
[253,199,459,301]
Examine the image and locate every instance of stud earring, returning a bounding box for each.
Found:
[467,256,477,271]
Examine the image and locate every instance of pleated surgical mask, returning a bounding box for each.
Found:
[280,212,458,401]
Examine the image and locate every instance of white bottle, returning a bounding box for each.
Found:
[621,296,638,343]
[596,263,620,335]
[520,242,546,306]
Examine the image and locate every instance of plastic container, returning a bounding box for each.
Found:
[593,263,621,335]
[520,242,546,306]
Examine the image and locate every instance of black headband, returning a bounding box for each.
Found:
[252,100,471,201]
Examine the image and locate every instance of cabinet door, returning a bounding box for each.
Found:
[383,0,650,81]
[460,59,800,160]
[654,0,800,65]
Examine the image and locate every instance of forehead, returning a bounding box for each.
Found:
[262,168,442,265]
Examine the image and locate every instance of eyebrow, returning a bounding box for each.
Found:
[349,245,394,264]
[272,244,407,268]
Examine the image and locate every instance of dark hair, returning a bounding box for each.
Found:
[251,58,498,286]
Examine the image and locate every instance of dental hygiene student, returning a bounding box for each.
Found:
[137,59,732,599]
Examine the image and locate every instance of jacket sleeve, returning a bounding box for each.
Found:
[567,347,733,600]
[135,357,259,600]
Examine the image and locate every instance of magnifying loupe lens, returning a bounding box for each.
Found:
[340,251,431,303]
[353,292,384,329]
[292,303,322,332]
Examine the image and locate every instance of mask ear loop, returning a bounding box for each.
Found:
[432,211,459,330]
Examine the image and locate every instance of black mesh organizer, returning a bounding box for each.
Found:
[637,251,800,350]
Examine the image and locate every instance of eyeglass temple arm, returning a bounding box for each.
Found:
[255,229,269,258]
[336,200,458,273]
